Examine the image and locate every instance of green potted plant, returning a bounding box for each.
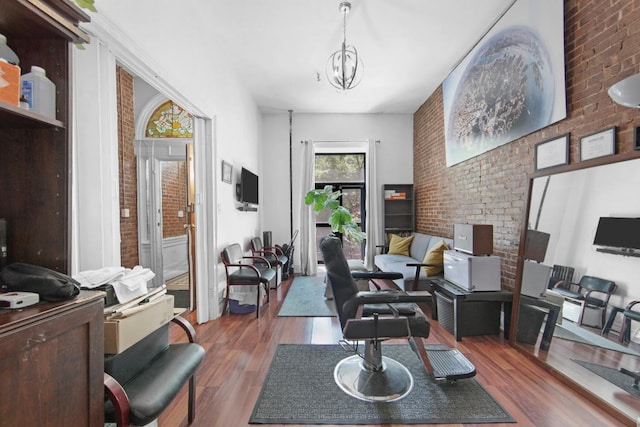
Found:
[304,185,366,242]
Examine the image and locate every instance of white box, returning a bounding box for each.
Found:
[104,294,175,354]
[561,300,602,328]
[521,260,552,298]
[444,250,501,291]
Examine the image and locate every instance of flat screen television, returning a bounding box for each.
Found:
[240,167,259,205]
[593,217,640,250]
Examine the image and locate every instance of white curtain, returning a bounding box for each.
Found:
[299,141,317,275]
[364,139,380,270]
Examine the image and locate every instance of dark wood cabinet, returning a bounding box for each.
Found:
[0,291,104,425]
[0,0,89,272]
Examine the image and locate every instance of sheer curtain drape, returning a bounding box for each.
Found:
[364,139,380,270]
[299,140,317,276]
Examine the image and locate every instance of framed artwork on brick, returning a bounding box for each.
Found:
[635,126,640,151]
[579,126,616,161]
[442,0,566,167]
[534,134,569,172]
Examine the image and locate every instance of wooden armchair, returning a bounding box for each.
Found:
[619,300,640,343]
[104,316,205,426]
[552,275,616,327]
[221,243,275,317]
[250,236,288,287]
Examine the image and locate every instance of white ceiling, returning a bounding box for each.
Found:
[94,0,515,114]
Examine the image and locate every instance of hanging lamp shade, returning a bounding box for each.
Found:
[608,73,640,108]
[326,2,364,91]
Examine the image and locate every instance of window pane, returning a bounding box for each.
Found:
[341,188,362,223]
[315,154,365,183]
[315,227,332,263]
[315,227,363,262]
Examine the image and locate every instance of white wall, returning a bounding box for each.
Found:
[260,113,414,271]
[73,9,263,320]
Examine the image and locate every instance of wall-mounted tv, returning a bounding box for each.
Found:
[240,167,259,205]
[593,217,640,250]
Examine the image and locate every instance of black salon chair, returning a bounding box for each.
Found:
[320,236,475,402]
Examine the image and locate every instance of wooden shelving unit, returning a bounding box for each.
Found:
[0,0,89,272]
[382,184,414,239]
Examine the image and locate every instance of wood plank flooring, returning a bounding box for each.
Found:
[159,275,631,427]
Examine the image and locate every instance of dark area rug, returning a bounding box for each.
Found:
[573,360,640,398]
[250,344,514,424]
[553,323,640,357]
[278,275,336,317]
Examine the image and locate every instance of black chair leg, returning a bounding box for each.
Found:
[188,374,196,424]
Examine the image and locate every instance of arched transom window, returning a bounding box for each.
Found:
[145,100,193,138]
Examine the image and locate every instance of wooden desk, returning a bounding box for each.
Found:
[429,279,513,341]
[0,291,105,426]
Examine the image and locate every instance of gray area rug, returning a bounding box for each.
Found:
[278,275,337,317]
[573,360,640,398]
[250,344,514,424]
[553,322,640,357]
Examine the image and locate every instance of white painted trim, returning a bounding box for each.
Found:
[81,15,207,118]
[79,14,217,323]
[71,37,121,273]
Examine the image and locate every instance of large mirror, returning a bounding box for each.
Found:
[512,153,640,422]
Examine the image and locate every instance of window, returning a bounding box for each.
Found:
[145,100,193,138]
[314,153,366,262]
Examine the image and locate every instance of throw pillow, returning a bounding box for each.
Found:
[422,240,449,275]
[387,234,414,256]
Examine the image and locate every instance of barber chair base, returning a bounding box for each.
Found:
[334,355,414,402]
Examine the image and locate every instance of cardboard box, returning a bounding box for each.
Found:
[0,61,20,106]
[104,294,175,354]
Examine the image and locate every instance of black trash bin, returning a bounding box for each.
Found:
[517,303,547,344]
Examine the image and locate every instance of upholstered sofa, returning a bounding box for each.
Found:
[374,233,453,291]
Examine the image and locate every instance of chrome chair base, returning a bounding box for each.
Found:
[333,355,414,402]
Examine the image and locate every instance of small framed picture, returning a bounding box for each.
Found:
[221,160,232,184]
[580,127,616,161]
[534,134,569,171]
[634,126,640,151]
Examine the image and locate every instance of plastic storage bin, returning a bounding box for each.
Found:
[21,65,56,119]
[0,34,19,64]
[435,290,502,336]
[229,299,257,314]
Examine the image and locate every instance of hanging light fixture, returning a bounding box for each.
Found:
[326,2,364,91]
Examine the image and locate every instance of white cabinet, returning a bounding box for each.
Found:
[443,250,501,292]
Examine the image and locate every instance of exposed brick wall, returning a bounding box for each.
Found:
[413,0,640,290]
[117,67,139,268]
[161,161,188,237]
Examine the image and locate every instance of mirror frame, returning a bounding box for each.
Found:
[509,150,640,423]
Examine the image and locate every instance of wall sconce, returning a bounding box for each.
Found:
[608,73,640,108]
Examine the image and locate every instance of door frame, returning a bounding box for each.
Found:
[81,16,219,322]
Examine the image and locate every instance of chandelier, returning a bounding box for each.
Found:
[326,2,364,91]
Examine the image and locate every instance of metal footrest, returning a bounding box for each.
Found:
[426,348,476,381]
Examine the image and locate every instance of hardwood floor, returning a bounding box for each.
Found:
[160,275,630,427]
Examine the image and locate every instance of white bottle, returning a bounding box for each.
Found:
[21,65,55,119]
[0,34,19,65]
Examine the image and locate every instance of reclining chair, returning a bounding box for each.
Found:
[320,236,475,402]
